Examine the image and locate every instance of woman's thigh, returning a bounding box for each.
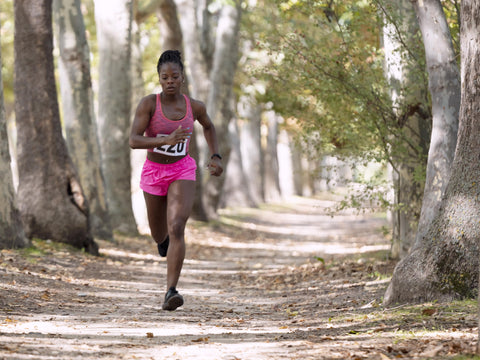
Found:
[143,192,168,242]
[167,180,196,234]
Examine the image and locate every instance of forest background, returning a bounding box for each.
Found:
[2,0,480,336]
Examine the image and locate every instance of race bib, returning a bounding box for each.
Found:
[153,134,187,156]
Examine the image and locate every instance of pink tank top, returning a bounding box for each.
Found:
[145,94,194,156]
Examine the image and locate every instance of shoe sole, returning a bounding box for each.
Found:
[162,294,184,311]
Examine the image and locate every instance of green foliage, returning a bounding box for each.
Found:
[242,0,459,214]
[251,0,394,159]
[138,13,162,94]
[0,0,14,105]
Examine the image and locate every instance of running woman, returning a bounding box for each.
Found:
[129,50,223,311]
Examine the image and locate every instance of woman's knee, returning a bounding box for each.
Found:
[168,218,187,240]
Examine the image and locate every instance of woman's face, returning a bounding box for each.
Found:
[158,62,183,95]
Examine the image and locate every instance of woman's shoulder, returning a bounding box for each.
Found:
[138,93,157,109]
[187,96,207,117]
[134,94,157,119]
[142,93,157,105]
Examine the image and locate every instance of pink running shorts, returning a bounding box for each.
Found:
[140,155,197,196]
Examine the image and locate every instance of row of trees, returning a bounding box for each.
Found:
[1,0,480,306]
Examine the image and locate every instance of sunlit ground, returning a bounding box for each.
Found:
[0,197,477,359]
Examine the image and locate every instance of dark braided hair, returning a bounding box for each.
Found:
[157,50,184,74]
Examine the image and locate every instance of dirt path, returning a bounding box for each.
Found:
[0,197,477,359]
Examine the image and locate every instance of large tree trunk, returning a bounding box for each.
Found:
[176,0,242,217]
[203,3,242,216]
[14,0,97,254]
[384,0,479,305]
[53,0,113,240]
[382,0,431,258]
[174,0,210,102]
[0,22,28,249]
[129,4,149,233]
[156,0,208,221]
[410,0,460,250]
[94,0,137,234]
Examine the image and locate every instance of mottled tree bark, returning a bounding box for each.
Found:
[382,0,431,258]
[0,18,28,249]
[410,0,460,251]
[238,97,264,204]
[176,0,242,217]
[264,111,281,202]
[94,0,137,234]
[53,0,113,240]
[14,0,97,254]
[384,0,479,306]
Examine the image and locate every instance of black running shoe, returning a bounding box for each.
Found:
[162,287,184,311]
[157,235,169,257]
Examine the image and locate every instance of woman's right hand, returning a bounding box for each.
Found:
[164,125,192,145]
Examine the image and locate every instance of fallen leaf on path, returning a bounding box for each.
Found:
[377,354,391,360]
[422,308,436,316]
[419,344,444,357]
[146,332,153,338]
[191,337,209,342]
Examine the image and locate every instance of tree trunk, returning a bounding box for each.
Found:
[291,141,304,196]
[203,2,242,216]
[94,0,137,234]
[264,110,281,202]
[129,4,149,233]
[411,0,460,249]
[384,0,480,305]
[277,129,295,198]
[238,95,264,204]
[176,0,242,217]
[0,22,28,249]
[174,0,210,102]
[156,0,208,221]
[53,0,113,240]
[14,0,97,254]
[382,0,431,258]
[222,117,257,208]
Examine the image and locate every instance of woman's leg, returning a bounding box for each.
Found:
[166,179,195,289]
[143,192,168,245]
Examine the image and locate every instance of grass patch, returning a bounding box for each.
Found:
[328,299,478,336]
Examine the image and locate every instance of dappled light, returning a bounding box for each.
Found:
[1,198,477,359]
[1,0,479,358]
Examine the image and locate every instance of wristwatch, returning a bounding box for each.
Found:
[211,153,222,160]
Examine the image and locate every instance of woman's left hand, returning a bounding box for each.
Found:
[208,158,223,176]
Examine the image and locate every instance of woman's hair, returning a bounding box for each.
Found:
[157,50,184,73]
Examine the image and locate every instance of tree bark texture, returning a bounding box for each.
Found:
[14,0,97,254]
[176,0,242,217]
[0,21,28,249]
[238,96,264,204]
[221,117,257,208]
[382,0,431,258]
[264,111,281,202]
[53,0,113,240]
[203,2,242,216]
[94,0,137,234]
[411,0,460,250]
[384,0,480,305]
[174,0,210,102]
